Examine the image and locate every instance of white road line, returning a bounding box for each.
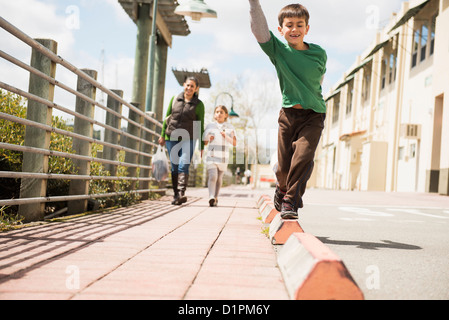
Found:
[338,206,394,217]
[387,208,449,219]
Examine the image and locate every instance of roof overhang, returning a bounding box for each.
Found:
[119,0,191,47]
[172,68,211,88]
[389,0,430,32]
[340,130,367,141]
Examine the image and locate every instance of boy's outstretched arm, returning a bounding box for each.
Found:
[249,0,271,43]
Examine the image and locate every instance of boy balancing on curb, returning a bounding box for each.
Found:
[248,1,327,219]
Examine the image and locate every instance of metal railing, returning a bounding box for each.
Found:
[0,16,167,221]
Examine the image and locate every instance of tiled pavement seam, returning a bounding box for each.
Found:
[0,187,289,300]
[0,197,204,299]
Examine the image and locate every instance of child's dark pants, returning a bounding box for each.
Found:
[276,108,325,209]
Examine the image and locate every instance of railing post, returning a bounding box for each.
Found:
[68,69,97,215]
[125,103,142,191]
[18,38,57,222]
[103,89,123,178]
[139,111,155,200]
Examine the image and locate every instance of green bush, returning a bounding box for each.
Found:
[0,89,144,220]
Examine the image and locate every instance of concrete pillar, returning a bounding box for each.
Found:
[19,39,57,222]
[126,3,152,194]
[132,3,152,109]
[139,36,169,198]
[152,35,169,123]
[68,69,97,215]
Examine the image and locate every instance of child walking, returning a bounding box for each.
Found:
[249,1,327,219]
[204,106,237,207]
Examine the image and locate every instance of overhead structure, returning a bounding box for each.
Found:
[119,0,191,48]
[118,0,194,121]
[172,67,211,88]
[174,0,217,21]
[118,0,217,120]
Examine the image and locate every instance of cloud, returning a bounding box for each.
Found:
[1,0,76,57]
[182,0,403,55]
[171,0,404,93]
[2,0,407,123]
[0,0,77,97]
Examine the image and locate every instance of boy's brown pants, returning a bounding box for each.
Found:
[276,108,325,209]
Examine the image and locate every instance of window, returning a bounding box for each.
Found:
[346,83,353,116]
[398,146,405,161]
[412,29,419,68]
[420,23,428,62]
[389,54,397,84]
[412,12,438,68]
[410,143,416,158]
[430,15,436,56]
[331,94,340,125]
[362,73,371,102]
[332,97,340,124]
[381,58,387,90]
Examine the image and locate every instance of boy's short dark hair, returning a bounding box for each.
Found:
[278,4,310,26]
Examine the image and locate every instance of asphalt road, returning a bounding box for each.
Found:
[292,188,449,300]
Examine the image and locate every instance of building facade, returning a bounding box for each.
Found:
[313,0,449,194]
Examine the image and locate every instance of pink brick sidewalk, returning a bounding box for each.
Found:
[0,186,289,300]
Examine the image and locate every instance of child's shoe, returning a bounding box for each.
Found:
[274,185,286,211]
[280,199,298,220]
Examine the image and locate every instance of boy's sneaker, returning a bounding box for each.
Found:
[274,185,286,211]
[280,199,298,220]
[209,198,215,207]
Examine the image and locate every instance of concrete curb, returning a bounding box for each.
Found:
[278,233,364,300]
[257,195,364,300]
[256,194,271,208]
[259,200,278,224]
[257,196,305,244]
[268,214,305,245]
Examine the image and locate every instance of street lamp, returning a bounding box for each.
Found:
[145,0,217,113]
[174,0,217,21]
[215,92,239,119]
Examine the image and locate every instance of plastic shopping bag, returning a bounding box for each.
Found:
[152,145,170,182]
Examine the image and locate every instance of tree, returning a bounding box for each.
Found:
[206,72,281,186]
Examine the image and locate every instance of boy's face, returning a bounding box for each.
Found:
[278,17,309,48]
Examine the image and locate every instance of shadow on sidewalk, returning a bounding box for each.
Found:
[0,196,200,284]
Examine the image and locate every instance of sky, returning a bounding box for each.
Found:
[0,0,407,132]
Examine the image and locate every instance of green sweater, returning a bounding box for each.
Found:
[259,31,327,113]
[161,94,205,150]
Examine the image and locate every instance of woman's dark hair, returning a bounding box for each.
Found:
[185,76,199,88]
[184,76,200,97]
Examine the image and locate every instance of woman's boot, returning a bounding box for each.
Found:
[176,172,189,205]
[171,173,179,205]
